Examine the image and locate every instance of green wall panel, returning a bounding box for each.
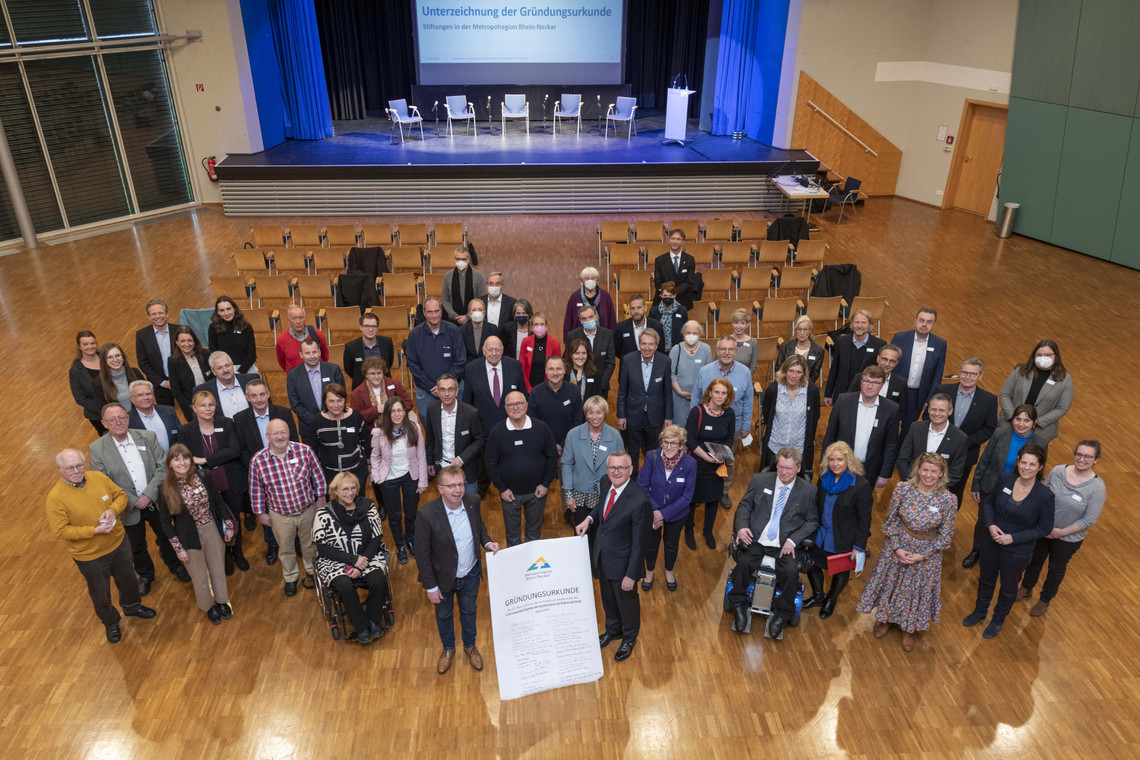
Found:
[1111,119,1140,268]
[1001,98,1067,241]
[1009,0,1081,105]
[1051,108,1132,259]
[1068,0,1140,115]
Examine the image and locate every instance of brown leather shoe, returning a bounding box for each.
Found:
[464,645,484,671]
[437,648,454,675]
[873,621,891,639]
[901,632,914,652]
[1016,587,1031,602]
[1030,600,1049,617]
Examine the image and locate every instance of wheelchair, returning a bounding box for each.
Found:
[723,539,815,639]
[315,568,396,643]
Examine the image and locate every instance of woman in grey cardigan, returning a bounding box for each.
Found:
[1018,439,1105,617]
[669,320,713,425]
[998,339,1074,442]
[561,395,624,525]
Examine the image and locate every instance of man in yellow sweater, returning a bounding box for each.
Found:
[46,448,158,643]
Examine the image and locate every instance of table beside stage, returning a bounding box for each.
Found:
[772,175,831,224]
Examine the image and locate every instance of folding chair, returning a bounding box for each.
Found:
[397,224,430,248]
[719,242,754,270]
[598,221,632,266]
[848,296,890,336]
[704,218,736,242]
[759,297,803,339]
[244,308,278,337]
[373,305,412,351]
[700,267,736,301]
[687,242,718,268]
[295,275,337,310]
[288,224,323,248]
[262,370,289,407]
[311,248,349,283]
[324,225,359,248]
[643,243,670,262]
[756,240,793,269]
[803,296,846,333]
[388,246,424,276]
[268,248,310,278]
[669,219,700,242]
[253,275,294,311]
[210,275,253,309]
[361,224,394,247]
[251,225,285,248]
[605,243,643,283]
[613,269,654,315]
[233,249,270,280]
[433,223,466,249]
[380,273,419,309]
[321,306,367,345]
[419,272,445,303]
[773,266,817,301]
[635,221,666,244]
[738,219,769,240]
[711,300,759,338]
[736,267,774,304]
[754,336,781,383]
[688,301,714,335]
[791,240,827,267]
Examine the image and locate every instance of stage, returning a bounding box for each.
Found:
[216,111,819,216]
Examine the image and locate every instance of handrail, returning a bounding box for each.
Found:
[807,100,879,157]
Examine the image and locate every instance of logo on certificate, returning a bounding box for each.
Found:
[525,556,553,580]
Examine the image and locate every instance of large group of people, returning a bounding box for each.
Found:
[55,232,1104,675]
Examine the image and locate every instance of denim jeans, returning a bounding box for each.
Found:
[434,564,481,650]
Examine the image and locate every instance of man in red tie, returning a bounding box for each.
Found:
[575,451,652,662]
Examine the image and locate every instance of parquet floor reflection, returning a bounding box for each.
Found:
[2,199,1139,759]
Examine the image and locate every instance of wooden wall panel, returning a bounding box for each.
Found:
[791,72,903,196]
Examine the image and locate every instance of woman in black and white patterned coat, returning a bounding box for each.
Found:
[313,472,390,644]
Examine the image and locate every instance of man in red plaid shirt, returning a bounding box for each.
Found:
[250,419,327,596]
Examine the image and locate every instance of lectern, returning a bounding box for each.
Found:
[663,87,696,145]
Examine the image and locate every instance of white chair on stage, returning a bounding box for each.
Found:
[444,95,477,138]
[385,99,424,144]
[501,94,529,134]
[605,96,638,139]
[553,93,582,135]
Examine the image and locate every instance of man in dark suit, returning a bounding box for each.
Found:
[822,366,901,488]
[233,378,298,565]
[564,303,616,395]
[727,448,819,638]
[462,336,525,430]
[127,380,180,453]
[617,329,672,476]
[890,307,947,439]
[415,465,501,675]
[424,374,487,490]
[652,228,700,309]
[135,298,176,406]
[924,358,997,504]
[614,294,666,361]
[342,312,394,389]
[847,344,908,440]
[286,338,346,430]
[193,352,257,419]
[575,451,651,662]
[479,271,517,334]
[896,393,969,490]
[824,308,884,406]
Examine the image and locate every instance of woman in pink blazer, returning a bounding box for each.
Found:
[370,396,428,564]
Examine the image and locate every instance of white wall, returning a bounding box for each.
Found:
[787,0,1018,215]
[153,0,260,204]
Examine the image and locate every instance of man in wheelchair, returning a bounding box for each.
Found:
[312,472,391,644]
[727,447,819,639]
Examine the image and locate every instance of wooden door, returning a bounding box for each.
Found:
[943,100,1008,215]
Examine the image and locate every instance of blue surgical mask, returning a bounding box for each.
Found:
[515,315,529,327]
[582,319,597,331]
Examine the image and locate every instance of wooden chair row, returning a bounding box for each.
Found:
[249,222,468,250]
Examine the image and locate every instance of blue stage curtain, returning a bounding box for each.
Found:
[711,0,790,143]
[267,0,334,139]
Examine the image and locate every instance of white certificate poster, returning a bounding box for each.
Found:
[486,536,604,701]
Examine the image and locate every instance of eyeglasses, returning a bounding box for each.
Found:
[607,465,632,472]
[439,482,466,489]
[505,401,526,408]
[959,370,980,377]
[1073,453,1097,461]
[878,358,899,366]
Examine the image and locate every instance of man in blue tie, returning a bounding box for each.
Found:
[726,447,819,638]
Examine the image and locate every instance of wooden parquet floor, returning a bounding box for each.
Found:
[2,199,1139,759]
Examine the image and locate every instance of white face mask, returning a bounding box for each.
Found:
[455,260,469,271]
[1035,355,1054,370]
[583,279,597,291]
[487,286,501,298]
[470,311,485,324]
[684,334,699,346]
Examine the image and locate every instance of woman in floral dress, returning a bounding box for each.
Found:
[856,452,957,652]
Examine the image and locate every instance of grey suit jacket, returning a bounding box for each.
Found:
[998,369,1073,442]
[441,268,488,322]
[732,472,818,547]
[88,429,166,526]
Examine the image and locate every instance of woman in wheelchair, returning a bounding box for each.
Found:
[313,472,390,644]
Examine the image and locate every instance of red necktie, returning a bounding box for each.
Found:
[603,488,617,521]
[492,367,501,407]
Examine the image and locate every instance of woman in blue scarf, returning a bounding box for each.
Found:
[804,441,873,619]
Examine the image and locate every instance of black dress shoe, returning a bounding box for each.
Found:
[301,576,315,590]
[962,549,980,568]
[982,619,1004,639]
[819,597,836,619]
[397,546,408,564]
[962,610,986,627]
[369,620,383,637]
[125,605,157,619]
[349,630,372,645]
[599,632,621,648]
[666,578,678,592]
[243,514,257,532]
[404,537,415,554]
[802,594,827,610]
[233,552,250,572]
[704,532,717,550]
[172,565,191,583]
[105,623,122,643]
[224,551,235,576]
[733,604,749,633]
[641,578,653,592]
[138,577,152,597]
[614,640,636,661]
[218,603,233,619]
[768,615,788,639]
[207,605,222,625]
[684,526,697,550]
[284,581,298,597]
[266,546,279,566]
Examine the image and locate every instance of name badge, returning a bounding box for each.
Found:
[514,440,523,446]
[808,355,816,360]
[622,332,631,337]
[1002,487,1013,495]
[102,494,110,501]
[1071,493,1082,502]
[655,377,662,383]
[1045,379,1056,386]
[599,350,608,356]
[355,357,362,362]
[136,445,146,451]
[926,346,934,353]
[704,425,713,431]
[510,384,517,390]
[676,477,685,482]
[214,427,225,433]
[763,488,773,495]
[891,391,900,397]
[866,347,875,353]
[322,377,329,382]
[345,427,355,433]
[563,399,572,406]
[288,458,298,463]
[576,302,583,307]
[461,429,469,436]
[873,419,879,427]
[443,353,451,358]
[941,452,950,458]
[807,406,812,411]
[694,359,703,364]
[674,313,683,319]
[526,347,532,352]
[680,268,688,273]
[928,506,940,513]
[599,445,608,451]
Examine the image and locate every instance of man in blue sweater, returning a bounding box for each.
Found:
[484,391,559,547]
[406,297,466,422]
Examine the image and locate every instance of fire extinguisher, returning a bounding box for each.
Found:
[201,156,218,182]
